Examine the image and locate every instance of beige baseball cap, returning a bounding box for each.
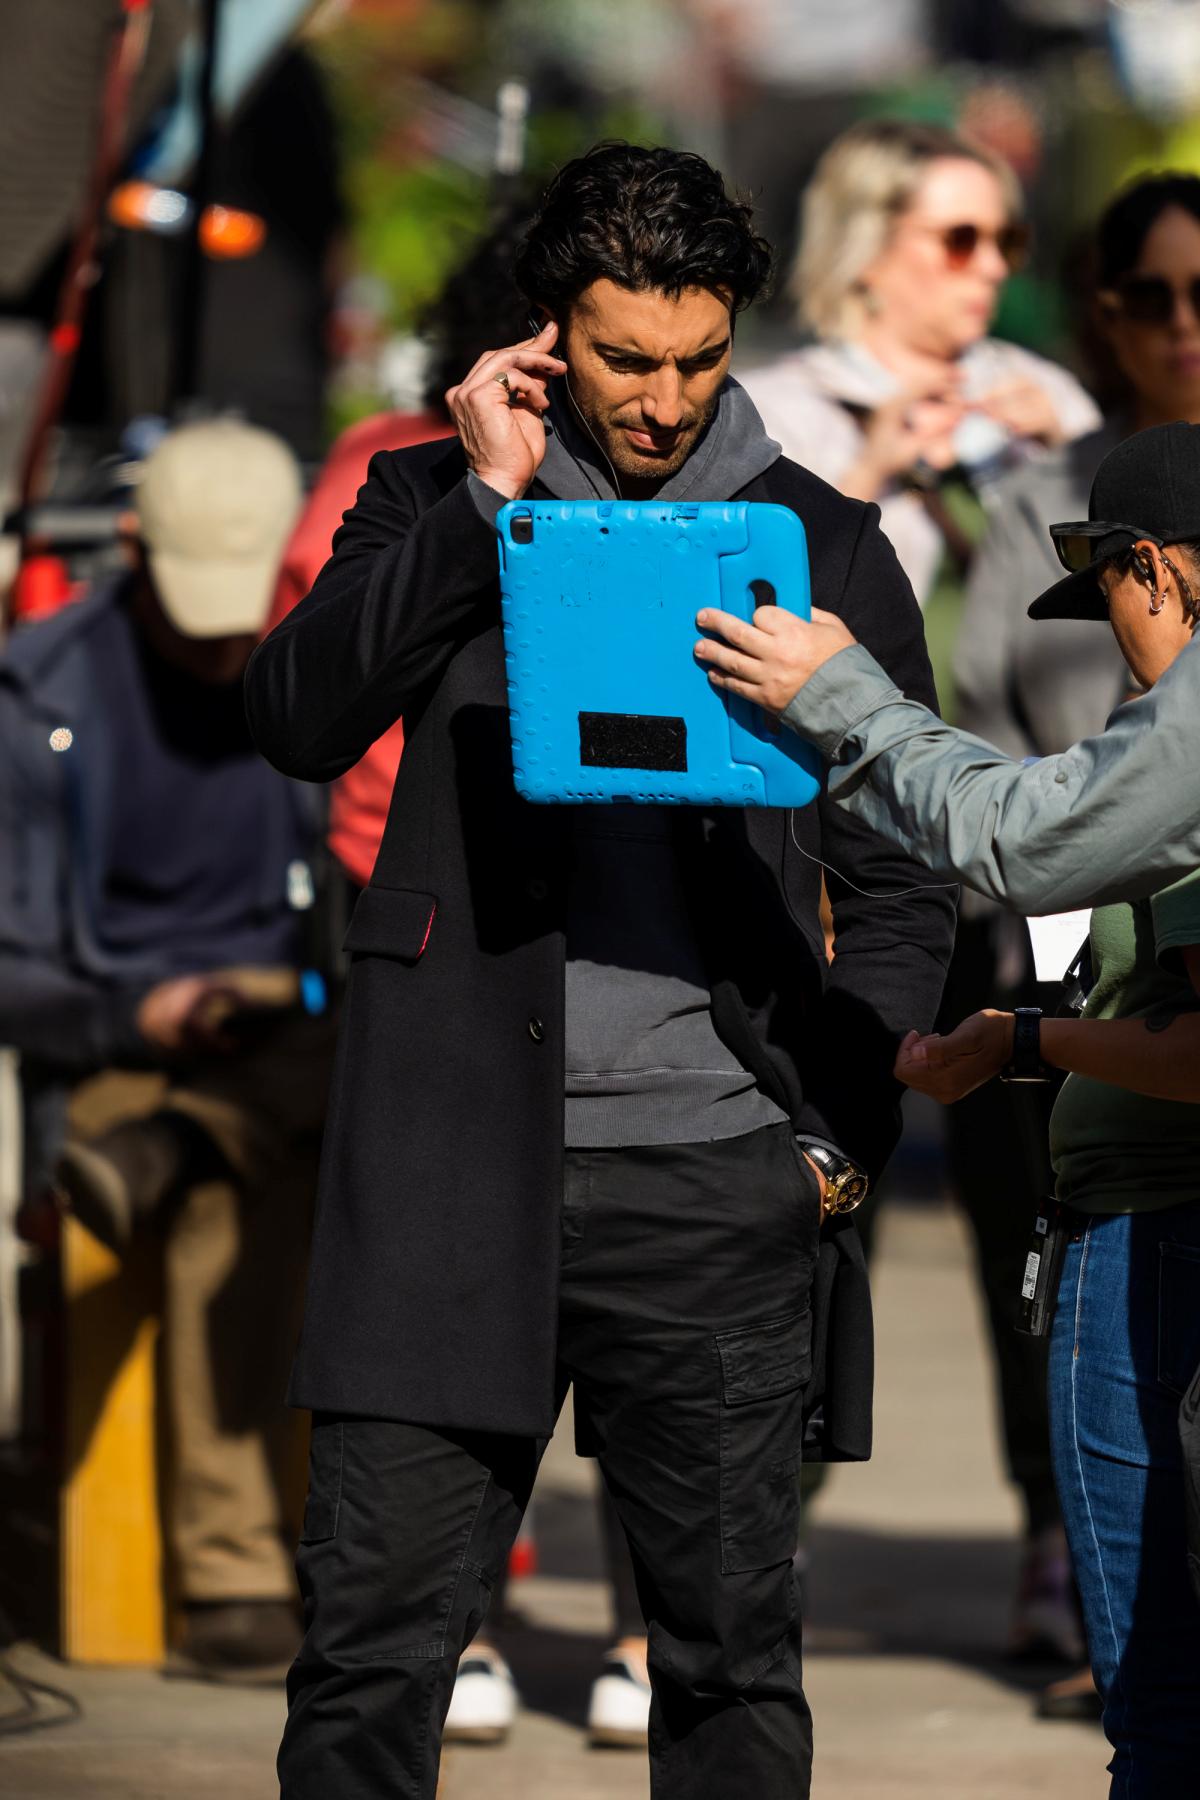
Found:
[135,417,302,638]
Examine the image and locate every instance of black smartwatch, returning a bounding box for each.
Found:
[1000,1007,1052,1083]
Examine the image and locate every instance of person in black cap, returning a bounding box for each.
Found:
[1026,419,1200,628]
[891,419,1200,1797]
[701,420,1200,1797]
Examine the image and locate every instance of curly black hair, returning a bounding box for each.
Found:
[514,142,773,319]
[1098,171,1200,288]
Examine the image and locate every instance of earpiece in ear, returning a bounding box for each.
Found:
[528,310,564,368]
[1135,549,1167,613]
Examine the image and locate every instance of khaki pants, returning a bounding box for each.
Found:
[68,1003,337,1603]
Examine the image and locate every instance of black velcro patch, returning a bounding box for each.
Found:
[578,711,688,772]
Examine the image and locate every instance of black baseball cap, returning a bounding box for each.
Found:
[1029,420,1200,621]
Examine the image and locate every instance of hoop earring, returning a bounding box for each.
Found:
[1149,589,1166,615]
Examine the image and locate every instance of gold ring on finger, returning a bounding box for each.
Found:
[494,370,511,391]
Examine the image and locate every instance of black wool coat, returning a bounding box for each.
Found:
[245,440,956,1445]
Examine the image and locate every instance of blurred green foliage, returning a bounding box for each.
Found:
[346,157,489,333]
[313,8,491,334]
[312,5,664,342]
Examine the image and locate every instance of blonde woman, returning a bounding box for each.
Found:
[890,426,1200,1796]
[738,118,1099,610]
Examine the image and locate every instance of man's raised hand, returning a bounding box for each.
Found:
[694,604,857,715]
[444,321,567,500]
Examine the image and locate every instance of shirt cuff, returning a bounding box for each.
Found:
[107,987,159,1065]
[794,1132,850,1163]
[781,643,904,757]
[467,472,510,528]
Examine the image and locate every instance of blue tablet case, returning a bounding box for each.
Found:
[496,499,823,807]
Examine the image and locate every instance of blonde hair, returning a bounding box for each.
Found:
[793,118,1022,338]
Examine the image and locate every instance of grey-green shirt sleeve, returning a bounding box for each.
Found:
[782,639,1200,913]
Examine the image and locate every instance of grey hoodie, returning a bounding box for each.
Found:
[472,378,790,1147]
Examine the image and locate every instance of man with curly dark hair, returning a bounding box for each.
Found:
[251,142,955,1798]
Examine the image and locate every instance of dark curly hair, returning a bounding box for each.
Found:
[1097,171,1200,288]
[514,142,773,319]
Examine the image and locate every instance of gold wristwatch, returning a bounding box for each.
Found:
[800,1142,870,1215]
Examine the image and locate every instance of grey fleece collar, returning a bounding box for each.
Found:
[536,375,782,504]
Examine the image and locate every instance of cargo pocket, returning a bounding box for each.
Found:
[299,1417,344,1543]
[1158,1242,1200,1397]
[717,1307,812,1574]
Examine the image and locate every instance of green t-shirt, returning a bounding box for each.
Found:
[1050,867,1200,1212]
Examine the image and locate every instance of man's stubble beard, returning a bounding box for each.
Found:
[586,391,721,485]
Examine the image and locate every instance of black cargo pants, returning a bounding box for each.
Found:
[278,1122,820,1798]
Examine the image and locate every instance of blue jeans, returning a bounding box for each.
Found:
[1049,1199,1200,1797]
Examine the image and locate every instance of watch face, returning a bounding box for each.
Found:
[835,1172,869,1212]
[797,1140,869,1211]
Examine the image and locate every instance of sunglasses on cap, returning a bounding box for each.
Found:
[1101,275,1200,325]
[917,220,1030,273]
[1049,521,1171,575]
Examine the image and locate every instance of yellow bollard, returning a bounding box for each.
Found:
[60,1216,165,1664]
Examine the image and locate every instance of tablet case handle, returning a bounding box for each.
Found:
[718,510,822,799]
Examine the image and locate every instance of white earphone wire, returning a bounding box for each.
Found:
[788,810,959,900]
[563,373,622,497]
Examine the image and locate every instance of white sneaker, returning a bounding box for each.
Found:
[443,1645,518,1745]
[586,1649,651,1749]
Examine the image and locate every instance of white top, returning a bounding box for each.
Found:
[737,337,1101,606]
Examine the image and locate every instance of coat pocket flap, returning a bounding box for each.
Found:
[342,885,438,962]
[717,1306,812,1406]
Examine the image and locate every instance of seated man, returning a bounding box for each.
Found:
[248,143,956,1798]
[0,418,336,1682]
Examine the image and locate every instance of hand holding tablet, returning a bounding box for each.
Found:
[695,602,858,715]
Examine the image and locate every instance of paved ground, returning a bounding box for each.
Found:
[0,1198,1109,1798]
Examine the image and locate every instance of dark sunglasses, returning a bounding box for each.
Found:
[1049,521,1167,575]
[1102,275,1200,325]
[933,220,1030,273]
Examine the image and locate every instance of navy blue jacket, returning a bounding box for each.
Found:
[0,580,319,1077]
